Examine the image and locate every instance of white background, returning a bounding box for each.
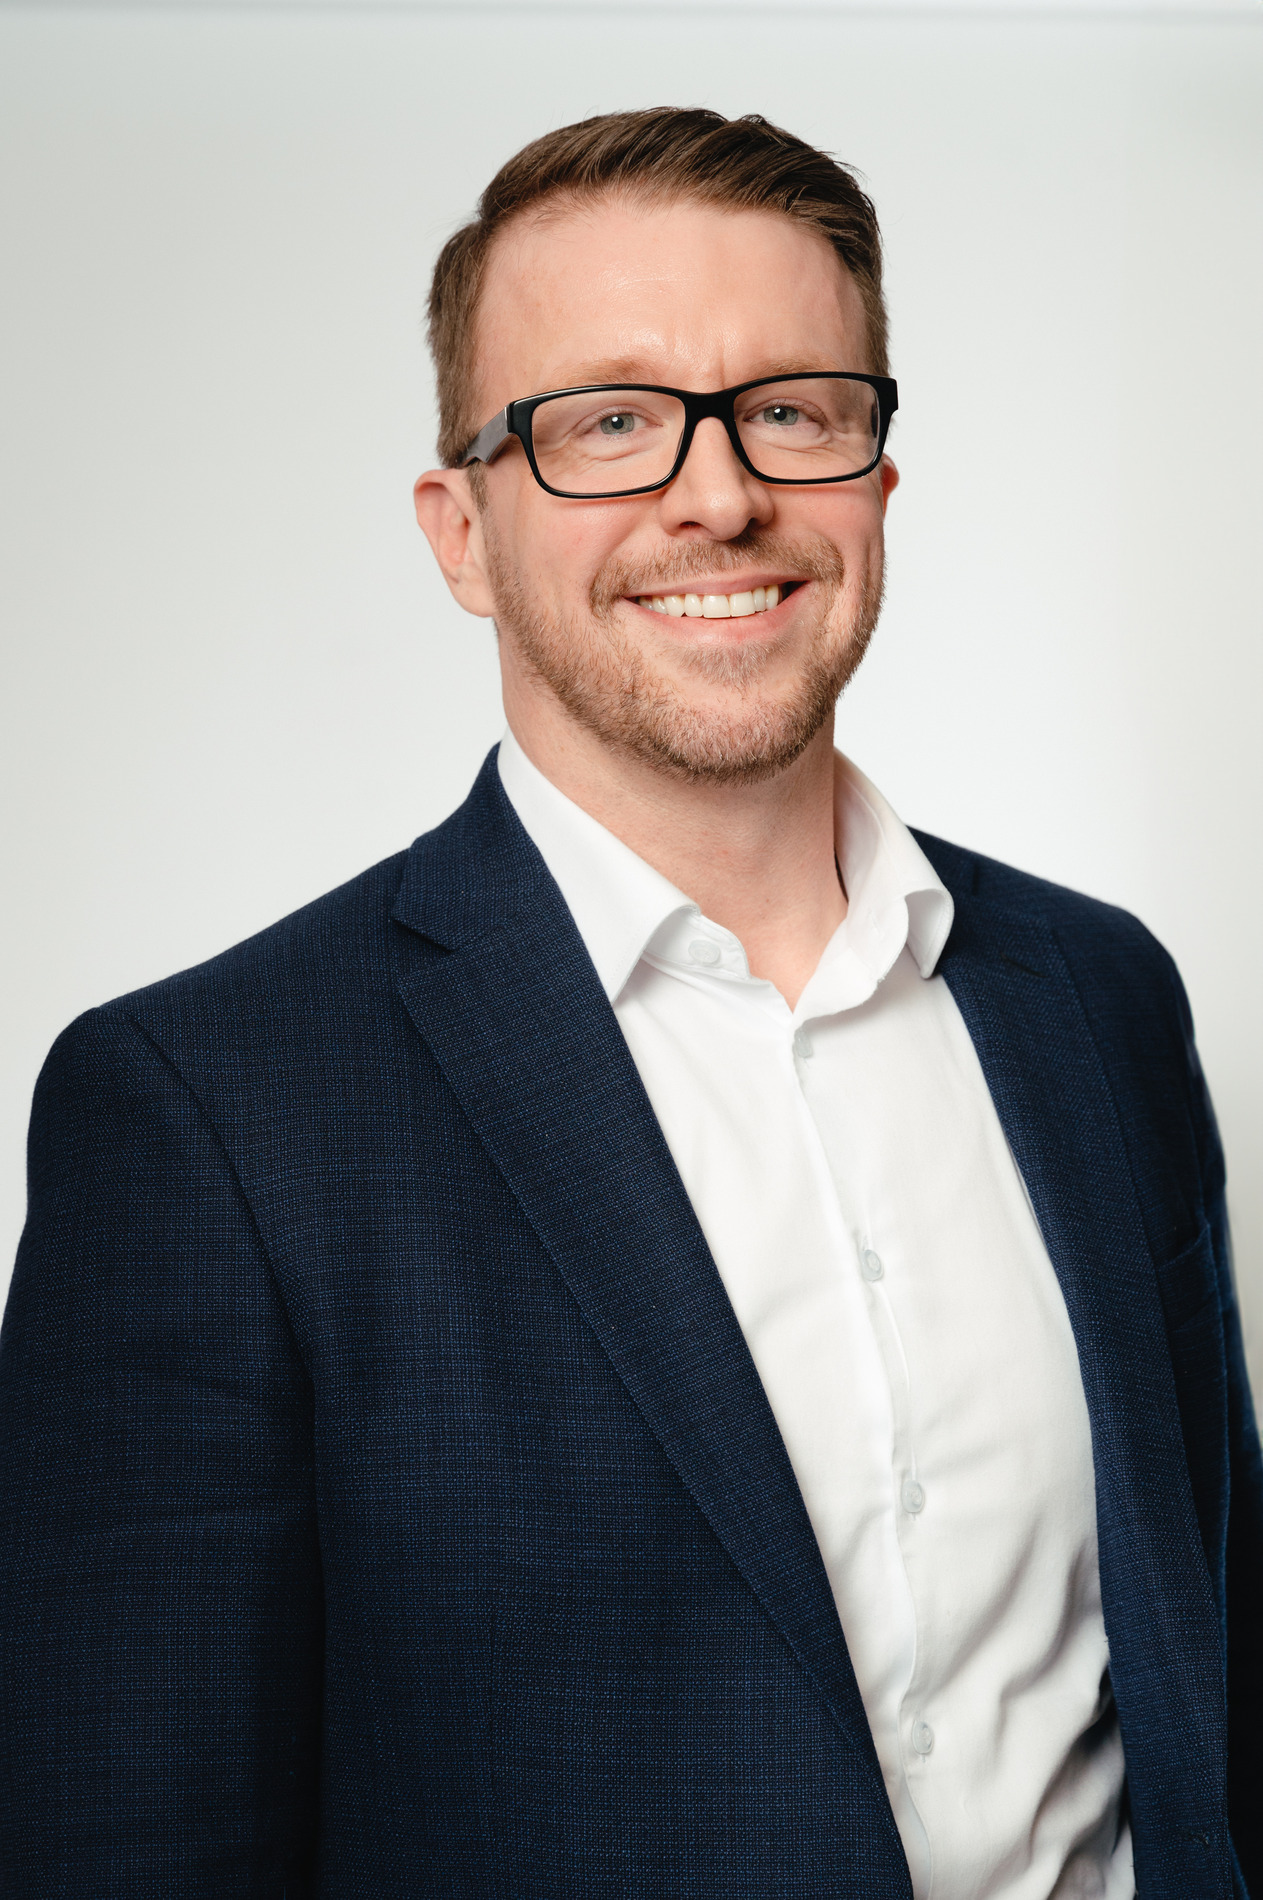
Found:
[1,3,1260,1390]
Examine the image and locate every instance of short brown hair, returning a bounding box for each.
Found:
[427,107,888,468]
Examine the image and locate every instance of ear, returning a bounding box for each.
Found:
[878,455,899,516]
[413,467,497,618]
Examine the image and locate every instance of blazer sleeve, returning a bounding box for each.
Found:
[1163,952,1263,1897]
[0,1006,323,1895]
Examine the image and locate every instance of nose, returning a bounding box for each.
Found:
[657,415,774,540]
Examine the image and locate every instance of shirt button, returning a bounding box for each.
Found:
[861,1248,884,1281]
[912,1720,935,1756]
[687,939,721,967]
[901,1478,925,1515]
[792,1027,812,1059]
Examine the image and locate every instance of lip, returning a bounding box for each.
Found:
[622,570,806,603]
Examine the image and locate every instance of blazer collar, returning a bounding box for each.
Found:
[391,748,551,949]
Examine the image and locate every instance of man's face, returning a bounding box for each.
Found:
[444,195,896,783]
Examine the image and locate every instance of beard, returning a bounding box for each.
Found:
[484,522,883,785]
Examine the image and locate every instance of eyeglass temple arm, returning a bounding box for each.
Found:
[460,408,513,468]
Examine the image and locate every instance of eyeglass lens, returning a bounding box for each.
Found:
[527,378,883,495]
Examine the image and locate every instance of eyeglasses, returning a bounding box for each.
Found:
[459,372,898,500]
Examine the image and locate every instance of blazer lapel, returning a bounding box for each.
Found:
[922,842,1228,1890]
[389,756,892,1790]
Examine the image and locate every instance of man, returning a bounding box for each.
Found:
[0,107,1258,1898]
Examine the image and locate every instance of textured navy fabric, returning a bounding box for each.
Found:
[1,750,1259,1897]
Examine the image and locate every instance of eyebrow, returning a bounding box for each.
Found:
[530,357,852,393]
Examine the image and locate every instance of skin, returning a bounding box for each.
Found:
[415,197,898,1007]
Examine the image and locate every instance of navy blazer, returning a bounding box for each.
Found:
[2,750,1260,1898]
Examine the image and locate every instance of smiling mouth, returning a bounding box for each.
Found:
[632,582,797,620]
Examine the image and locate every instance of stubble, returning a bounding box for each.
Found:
[484,524,883,786]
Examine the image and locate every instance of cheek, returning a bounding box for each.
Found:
[506,489,648,598]
[797,481,886,547]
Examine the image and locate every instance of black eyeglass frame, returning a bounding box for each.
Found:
[459,372,899,500]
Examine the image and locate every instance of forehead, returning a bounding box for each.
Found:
[472,196,868,412]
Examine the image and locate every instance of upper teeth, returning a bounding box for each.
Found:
[635,584,782,619]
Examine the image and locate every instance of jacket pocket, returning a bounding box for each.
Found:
[1154,1220,1219,1332]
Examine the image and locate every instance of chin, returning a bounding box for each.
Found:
[601,681,841,786]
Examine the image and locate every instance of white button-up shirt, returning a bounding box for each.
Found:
[498,729,1134,1900]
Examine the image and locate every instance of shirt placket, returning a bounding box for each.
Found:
[794,1021,939,1899]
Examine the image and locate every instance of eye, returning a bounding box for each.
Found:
[762,404,800,427]
[598,412,638,436]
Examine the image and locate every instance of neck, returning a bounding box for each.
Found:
[504,684,846,1010]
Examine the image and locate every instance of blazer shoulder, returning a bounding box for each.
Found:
[87,747,517,1047]
[913,826,1203,1111]
[87,847,414,1054]
[912,827,1169,964]
[914,829,1221,1215]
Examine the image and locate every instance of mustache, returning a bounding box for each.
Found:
[590,529,848,612]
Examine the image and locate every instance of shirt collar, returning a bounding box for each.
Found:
[497,728,954,1006]
[831,752,955,983]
